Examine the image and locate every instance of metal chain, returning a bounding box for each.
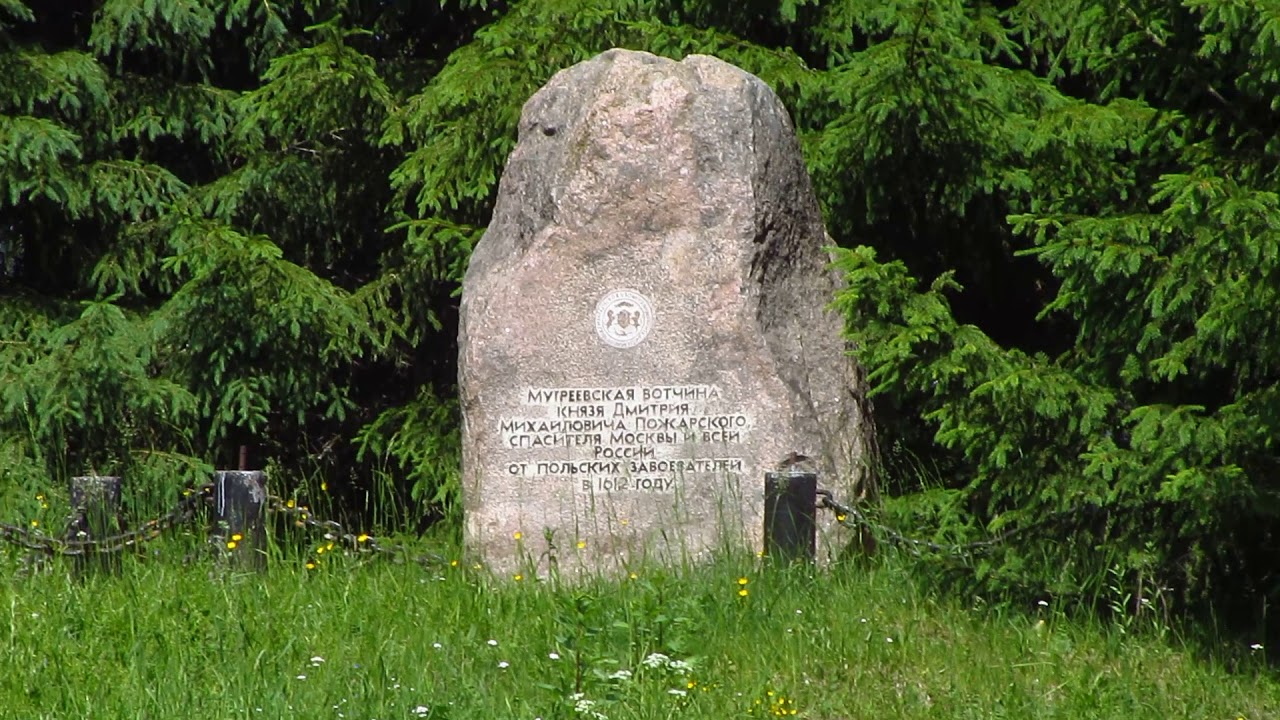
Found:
[0,484,214,557]
[266,494,448,568]
[5,480,1102,565]
[816,488,1090,558]
[1,485,445,568]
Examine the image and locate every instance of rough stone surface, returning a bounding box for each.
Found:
[459,48,876,576]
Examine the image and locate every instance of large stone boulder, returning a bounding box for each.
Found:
[459,48,876,576]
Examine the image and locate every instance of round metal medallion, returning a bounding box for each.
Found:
[594,289,654,348]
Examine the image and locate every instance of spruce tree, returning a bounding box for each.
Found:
[827,0,1280,618]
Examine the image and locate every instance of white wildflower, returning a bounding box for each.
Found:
[571,693,607,719]
[667,659,692,675]
[641,653,670,668]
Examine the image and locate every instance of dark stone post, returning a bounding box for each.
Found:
[764,470,817,562]
[66,475,123,574]
[213,470,267,569]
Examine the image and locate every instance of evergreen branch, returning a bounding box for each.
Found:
[1121,2,1167,48]
[905,0,932,72]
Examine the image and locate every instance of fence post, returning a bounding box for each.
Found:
[764,470,817,563]
[66,475,123,574]
[213,470,267,569]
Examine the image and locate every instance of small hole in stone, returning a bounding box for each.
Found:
[542,125,557,136]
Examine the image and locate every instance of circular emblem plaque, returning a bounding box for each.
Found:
[594,289,654,348]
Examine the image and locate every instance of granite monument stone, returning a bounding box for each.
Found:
[459,48,876,576]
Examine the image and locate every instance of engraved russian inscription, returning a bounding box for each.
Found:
[497,383,751,494]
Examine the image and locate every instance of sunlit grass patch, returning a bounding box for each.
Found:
[0,546,1276,719]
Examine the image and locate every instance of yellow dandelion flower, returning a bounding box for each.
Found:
[450,559,459,567]
[320,482,328,492]
[357,534,370,543]
[738,588,749,597]
[29,519,38,528]
[286,499,296,508]
[226,540,238,550]
[837,514,847,522]
[513,531,523,540]
[737,576,749,586]
[576,540,586,549]
[514,573,523,581]
[325,542,335,552]
[316,545,326,555]
[629,572,638,580]
[305,561,316,569]
[231,533,243,542]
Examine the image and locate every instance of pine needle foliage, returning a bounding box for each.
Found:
[828,0,1280,624]
[0,0,481,518]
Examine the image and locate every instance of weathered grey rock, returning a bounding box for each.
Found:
[459,48,876,576]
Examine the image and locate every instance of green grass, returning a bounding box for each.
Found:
[1,545,1276,719]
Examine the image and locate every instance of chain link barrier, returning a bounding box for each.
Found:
[264,494,448,568]
[0,484,445,568]
[0,484,214,557]
[4,479,1102,566]
[816,488,1102,558]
